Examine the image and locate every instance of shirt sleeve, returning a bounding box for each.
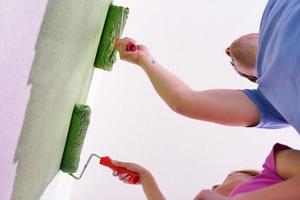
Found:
[242,89,289,129]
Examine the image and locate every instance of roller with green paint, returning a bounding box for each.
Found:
[94,4,130,71]
[60,104,91,173]
[60,104,140,184]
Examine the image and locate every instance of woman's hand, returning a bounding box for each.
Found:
[194,189,233,200]
[114,37,153,66]
[111,160,149,185]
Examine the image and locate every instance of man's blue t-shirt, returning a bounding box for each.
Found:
[242,89,288,129]
[249,0,300,132]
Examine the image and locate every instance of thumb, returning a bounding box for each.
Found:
[111,160,144,174]
[111,160,135,171]
[111,160,126,167]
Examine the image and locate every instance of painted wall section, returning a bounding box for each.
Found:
[0,0,112,199]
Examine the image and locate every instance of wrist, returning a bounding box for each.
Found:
[138,55,156,68]
[140,169,154,183]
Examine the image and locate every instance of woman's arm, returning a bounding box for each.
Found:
[139,171,166,200]
[111,160,166,200]
[115,38,259,127]
[276,148,300,179]
[234,175,300,200]
[234,148,300,200]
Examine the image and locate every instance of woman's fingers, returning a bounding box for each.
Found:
[112,170,118,176]
[119,173,128,180]
[112,170,132,184]
[123,175,131,183]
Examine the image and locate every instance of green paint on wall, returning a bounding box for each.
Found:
[12,0,112,199]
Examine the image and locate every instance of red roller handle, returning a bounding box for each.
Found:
[100,156,140,184]
[126,42,137,52]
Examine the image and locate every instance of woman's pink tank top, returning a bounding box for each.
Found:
[230,143,291,197]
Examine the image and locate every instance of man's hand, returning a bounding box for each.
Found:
[114,37,152,66]
[194,189,233,200]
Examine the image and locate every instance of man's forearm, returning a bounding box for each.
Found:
[139,57,191,111]
[234,175,300,200]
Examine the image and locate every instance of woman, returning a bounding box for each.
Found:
[111,143,300,200]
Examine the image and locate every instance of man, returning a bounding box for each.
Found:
[115,0,300,133]
[114,32,287,130]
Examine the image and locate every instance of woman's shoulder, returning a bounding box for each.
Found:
[274,144,300,180]
[262,143,292,172]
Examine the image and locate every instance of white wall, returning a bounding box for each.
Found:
[69,0,300,200]
[0,1,48,199]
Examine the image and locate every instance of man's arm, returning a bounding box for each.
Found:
[139,57,260,127]
[115,38,260,127]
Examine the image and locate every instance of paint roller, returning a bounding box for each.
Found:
[60,104,140,184]
[60,3,139,184]
[94,3,137,71]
